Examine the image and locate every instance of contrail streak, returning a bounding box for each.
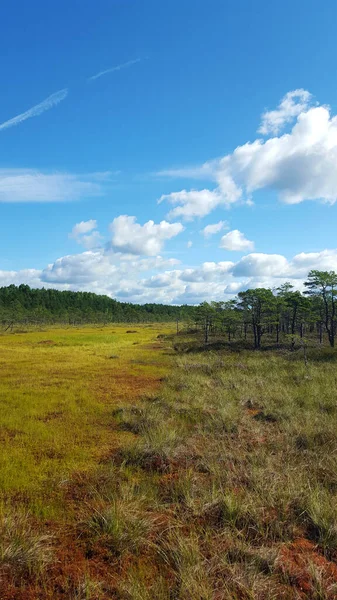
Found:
[88,58,141,82]
[0,88,68,131]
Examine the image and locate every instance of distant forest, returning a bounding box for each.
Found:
[0,284,195,325]
[1,270,337,349]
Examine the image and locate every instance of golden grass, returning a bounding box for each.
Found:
[0,324,173,519]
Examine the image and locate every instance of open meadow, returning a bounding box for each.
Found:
[0,326,337,599]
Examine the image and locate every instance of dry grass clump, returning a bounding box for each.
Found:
[293,488,337,556]
[158,530,214,600]
[118,416,185,473]
[70,577,105,600]
[0,512,52,578]
[86,482,156,556]
[118,569,171,600]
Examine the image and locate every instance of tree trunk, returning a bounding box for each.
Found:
[204,319,209,345]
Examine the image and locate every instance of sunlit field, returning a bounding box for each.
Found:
[0,325,172,516]
[1,326,337,599]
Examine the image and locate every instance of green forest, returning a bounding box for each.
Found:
[1,269,337,349]
[0,284,194,325]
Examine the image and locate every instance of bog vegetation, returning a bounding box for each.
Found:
[0,269,336,598]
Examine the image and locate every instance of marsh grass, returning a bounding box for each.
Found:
[1,326,337,598]
[0,325,171,514]
[118,569,171,600]
[113,338,337,598]
[0,512,52,577]
[86,481,156,556]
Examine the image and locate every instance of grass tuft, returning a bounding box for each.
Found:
[0,513,52,577]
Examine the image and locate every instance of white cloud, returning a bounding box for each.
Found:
[258,89,312,135]
[221,104,337,205]
[231,253,288,277]
[79,232,103,249]
[42,251,118,284]
[0,269,42,288]
[220,230,254,252]
[69,220,102,249]
[70,220,97,237]
[109,215,184,255]
[156,161,217,180]
[3,247,337,304]
[144,271,182,289]
[0,169,113,202]
[0,89,68,131]
[159,189,224,220]
[187,241,193,248]
[201,220,228,238]
[88,58,141,82]
[180,262,234,283]
[159,90,337,217]
[289,249,337,278]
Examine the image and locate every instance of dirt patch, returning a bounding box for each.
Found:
[253,410,278,423]
[37,340,56,346]
[37,411,64,423]
[0,426,25,441]
[278,537,337,597]
[92,370,163,405]
[141,343,164,351]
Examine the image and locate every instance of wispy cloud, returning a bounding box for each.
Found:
[0,169,114,202]
[0,88,68,132]
[88,58,141,82]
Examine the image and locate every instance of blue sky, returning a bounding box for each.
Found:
[2,0,337,303]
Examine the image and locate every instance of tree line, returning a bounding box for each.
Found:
[0,284,194,327]
[1,270,337,349]
[194,270,337,349]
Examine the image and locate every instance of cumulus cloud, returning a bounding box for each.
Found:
[159,90,337,218]
[180,262,234,283]
[3,247,337,304]
[289,250,337,278]
[69,220,102,249]
[231,250,337,280]
[220,230,254,252]
[0,269,42,288]
[159,180,241,220]
[231,253,288,277]
[70,220,97,237]
[201,220,228,238]
[0,169,113,203]
[109,215,184,255]
[158,189,223,220]
[258,89,312,135]
[42,251,118,284]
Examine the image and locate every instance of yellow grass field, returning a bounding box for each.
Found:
[0,325,173,519]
